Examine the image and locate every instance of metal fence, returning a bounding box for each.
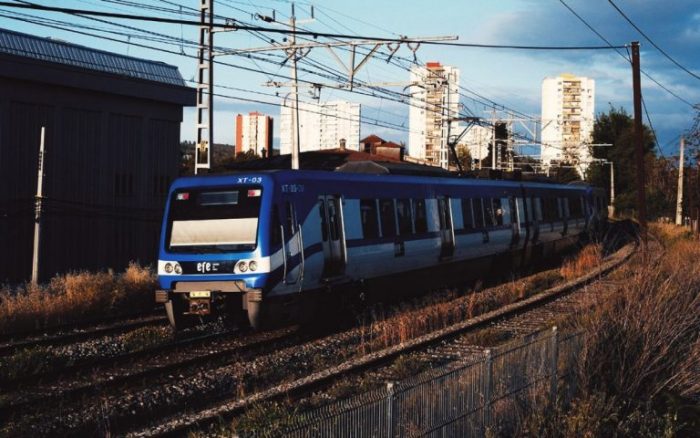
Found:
[250,327,582,438]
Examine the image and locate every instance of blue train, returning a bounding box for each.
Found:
[155,170,607,329]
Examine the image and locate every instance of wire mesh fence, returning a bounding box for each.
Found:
[245,327,581,438]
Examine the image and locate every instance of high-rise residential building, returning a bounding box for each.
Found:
[235,112,273,157]
[280,100,361,154]
[408,62,461,168]
[541,74,595,177]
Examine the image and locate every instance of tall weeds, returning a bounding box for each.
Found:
[0,263,157,335]
[521,228,700,437]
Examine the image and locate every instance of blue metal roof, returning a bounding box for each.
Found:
[0,28,186,87]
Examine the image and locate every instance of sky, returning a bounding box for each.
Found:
[1,0,698,158]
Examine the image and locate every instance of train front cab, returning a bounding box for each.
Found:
[155,175,274,330]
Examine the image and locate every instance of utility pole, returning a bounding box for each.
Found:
[194,0,214,175]
[631,41,647,244]
[287,3,313,170]
[32,126,45,284]
[609,161,615,217]
[491,107,497,170]
[676,136,685,225]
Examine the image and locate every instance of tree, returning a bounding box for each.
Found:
[587,107,662,217]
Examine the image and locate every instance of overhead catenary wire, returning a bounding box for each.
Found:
[607,0,700,82]
[0,2,628,50]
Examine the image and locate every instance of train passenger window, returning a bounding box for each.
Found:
[396,199,412,235]
[542,198,556,221]
[492,198,504,226]
[461,198,474,229]
[360,199,379,239]
[473,198,485,228]
[413,199,428,233]
[484,198,496,227]
[379,199,397,238]
[533,198,543,221]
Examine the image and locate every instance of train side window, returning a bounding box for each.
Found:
[493,198,504,226]
[437,197,452,231]
[533,197,543,221]
[413,199,428,233]
[360,199,379,239]
[380,199,397,238]
[484,197,496,227]
[473,198,485,228]
[396,199,412,235]
[461,198,474,229]
[327,198,340,241]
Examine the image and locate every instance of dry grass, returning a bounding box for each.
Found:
[357,269,563,354]
[559,243,603,281]
[520,231,700,437]
[0,263,157,335]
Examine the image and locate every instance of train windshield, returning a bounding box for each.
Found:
[166,186,262,253]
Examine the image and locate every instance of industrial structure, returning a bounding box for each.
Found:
[279,100,361,154]
[541,73,595,177]
[408,62,461,168]
[235,112,273,157]
[0,28,194,282]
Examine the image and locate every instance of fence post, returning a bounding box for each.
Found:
[483,349,493,435]
[386,382,395,438]
[550,326,559,406]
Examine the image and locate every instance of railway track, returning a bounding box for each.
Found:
[0,307,164,345]
[1,223,639,437]
[128,227,638,437]
[0,313,168,357]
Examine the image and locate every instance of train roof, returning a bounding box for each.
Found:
[176,168,590,193]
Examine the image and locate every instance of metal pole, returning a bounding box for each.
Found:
[491,107,496,170]
[31,126,45,284]
[631,41,647,243]
[207,0,214,172]
[676,136,685,225]
[291,3,301,170]
[609,162,615,217]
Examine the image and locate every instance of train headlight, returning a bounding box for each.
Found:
[237,261,248,273]
[249,260,258,272]
[164,263,173,274]
[174,263,182,275]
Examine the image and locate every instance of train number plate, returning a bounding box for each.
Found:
[189,291,211,298]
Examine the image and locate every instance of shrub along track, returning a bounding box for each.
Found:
[0,222,638,437]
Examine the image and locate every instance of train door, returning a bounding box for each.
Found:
[318,195,347,278]
[437,196,455,258]
[282,201,304,285]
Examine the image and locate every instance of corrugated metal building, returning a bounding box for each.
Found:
[0,28,194,282]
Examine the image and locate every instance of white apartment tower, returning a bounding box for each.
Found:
[280,100,361,154]
[541,74,595,177]
[408,62,461,168]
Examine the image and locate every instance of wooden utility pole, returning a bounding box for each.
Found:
[631,41,647,244]
[31,126,46,284]
[676,136,685,225]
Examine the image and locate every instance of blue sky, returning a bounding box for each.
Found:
[1,0,698,157]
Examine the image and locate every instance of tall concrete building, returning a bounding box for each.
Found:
[541,73,595,177]
[235,112,273,157]
[408,62,460,168]
[280,100,360,154]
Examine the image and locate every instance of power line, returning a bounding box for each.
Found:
[0,2,627,50]
[607,0,700,81]
[558,0,696,108]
